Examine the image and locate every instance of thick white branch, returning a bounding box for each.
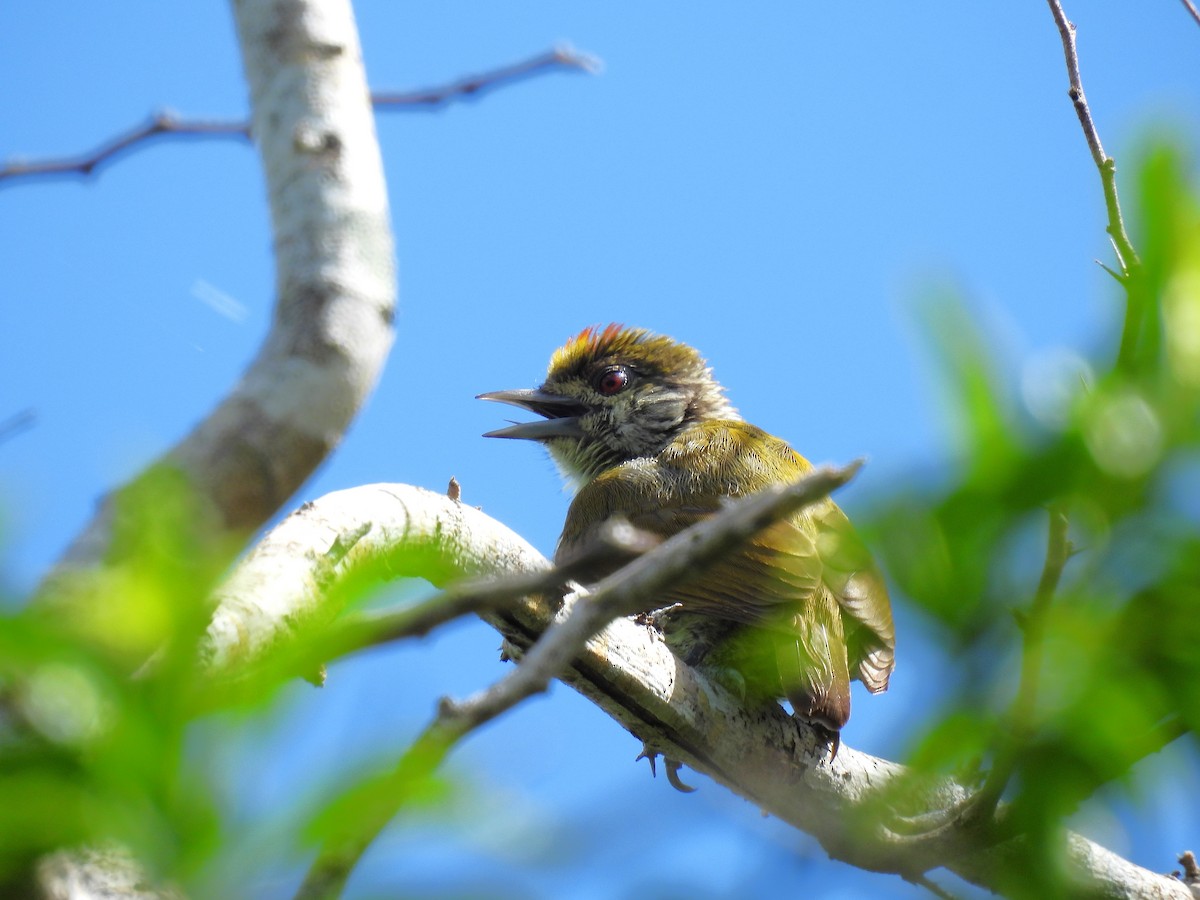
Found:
[44,0,396,587]
[203,483,1190,899]
[203,483,547,671]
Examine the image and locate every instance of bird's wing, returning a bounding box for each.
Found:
[553,422,869,727]
[813,503,896,693]
[771,586,852,731]
[641,508,854,730]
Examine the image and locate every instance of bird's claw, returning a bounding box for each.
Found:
[635,743,658,777]
[636,744,697,792]
[665,758,697,793]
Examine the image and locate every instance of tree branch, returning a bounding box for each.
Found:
[1045,0,1140,278]
[1179,0,1200,30]
[372,43,600,109]
[201,482,1190,900]
[0,46,599,186]
[37,0,397,606]
[290,465,860,898]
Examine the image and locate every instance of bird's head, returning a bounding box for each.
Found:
[479,325,739,485]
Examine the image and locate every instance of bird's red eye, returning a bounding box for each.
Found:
[596,367,629,396]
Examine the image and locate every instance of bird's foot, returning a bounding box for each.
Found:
[636,603,684,630]
[795,717,841,761]
[636,744,697,793]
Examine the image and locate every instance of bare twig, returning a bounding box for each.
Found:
[1045,1,1140,278]
[0,45,599,185]
[0,113,249,184]
[270,517,659,680]
[1179,0,1200,29]
[372,43,600,109]
[294,463,862,899]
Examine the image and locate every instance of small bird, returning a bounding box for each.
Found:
[479,325,894,736]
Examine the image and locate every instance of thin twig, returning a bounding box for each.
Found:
[1045,0,1140,277]
[1179,0,1200,29]
[0,113,249,184]
[372,43,600,109]
[0,45,600,185]
[294,462,861,899]
[1046,1,1148,374]
[313,518,658,662]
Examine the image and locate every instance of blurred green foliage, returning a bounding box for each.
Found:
[0,468,224,889]
[867,143,1200,895]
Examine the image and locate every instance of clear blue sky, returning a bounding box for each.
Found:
[3,3,1198,897]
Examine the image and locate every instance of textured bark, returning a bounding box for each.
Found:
[40,0,395,595]
[31,1,394,895]
[202,482,1192,900]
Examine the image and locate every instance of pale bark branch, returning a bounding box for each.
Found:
[285,467,859,898]
[39,0,396,604]
[203,481,1190,900]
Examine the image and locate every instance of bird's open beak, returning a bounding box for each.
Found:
[477,388,586,440]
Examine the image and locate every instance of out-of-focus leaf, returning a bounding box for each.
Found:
[303,745,456,851]
[916,291,1021,482]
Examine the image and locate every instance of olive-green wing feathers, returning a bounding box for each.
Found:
[554,420,894,727]
[813,503,896,693]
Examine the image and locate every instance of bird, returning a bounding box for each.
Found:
[478,324,894,738]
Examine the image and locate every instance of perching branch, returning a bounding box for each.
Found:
[203,482,1191,900]
[293,465,861,899]
[0,46,598,186]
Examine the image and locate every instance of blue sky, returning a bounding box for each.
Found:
[3,3,1199,897]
